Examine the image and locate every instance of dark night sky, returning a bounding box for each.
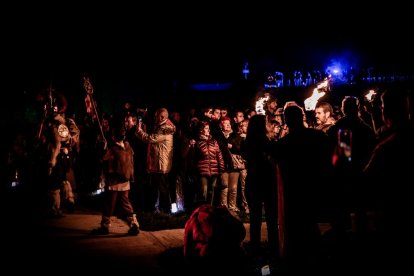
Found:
[3,4,413,98]
[6,7,412,64]
[1,3,413,130]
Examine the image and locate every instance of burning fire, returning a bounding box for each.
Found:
[304,78,330,111]
[365,89,376,102]
[255,94,270,115]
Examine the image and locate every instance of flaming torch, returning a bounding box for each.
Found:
[364,89,377,132]
[255,94,270,115]
[304,77,330,111]
[365,89,376,102]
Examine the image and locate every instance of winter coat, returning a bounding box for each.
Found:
[136,119,176,174]
[195,135,225,177]
[103,141,134,187]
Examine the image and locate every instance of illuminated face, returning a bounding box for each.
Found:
[234,112,245,124]
[239,121,248,134]
[220,119,232,132]
[204,109,213,119]
[275,114,283,125]
[267,100,277,111]
[102,119,110,128]
[248,110,256,118]
[315,107,328,125]
[212,109,221,120]
[202,125,210,136]
[125,116,136,129]
[266,120,277,135]
[155,110,168,124]
[171,112,181,123]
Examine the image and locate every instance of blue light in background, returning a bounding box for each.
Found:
[191,83,233,91]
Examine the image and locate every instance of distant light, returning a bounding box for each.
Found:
[11,171,20,188]
[11,181,20,188]
[171,203,178,213]
[333,69,339,74]
[243,62,250,80]
[90,188,104,196]
[191,83,233,91]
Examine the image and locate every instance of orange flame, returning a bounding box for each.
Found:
[365,89,376,102]
[255,95,270,115]
[304,78,329,111]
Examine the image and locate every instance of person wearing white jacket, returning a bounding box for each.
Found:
[136,107,176,214]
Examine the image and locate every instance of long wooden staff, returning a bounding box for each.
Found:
[83,76,107,147]
[37,84,54,140]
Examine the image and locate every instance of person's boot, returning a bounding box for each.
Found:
[62,180,76,213]
[127,214,140,236]
[48,189,63,218]
[91,216,110,235]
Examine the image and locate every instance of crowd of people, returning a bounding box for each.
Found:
[3,82,413,272]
